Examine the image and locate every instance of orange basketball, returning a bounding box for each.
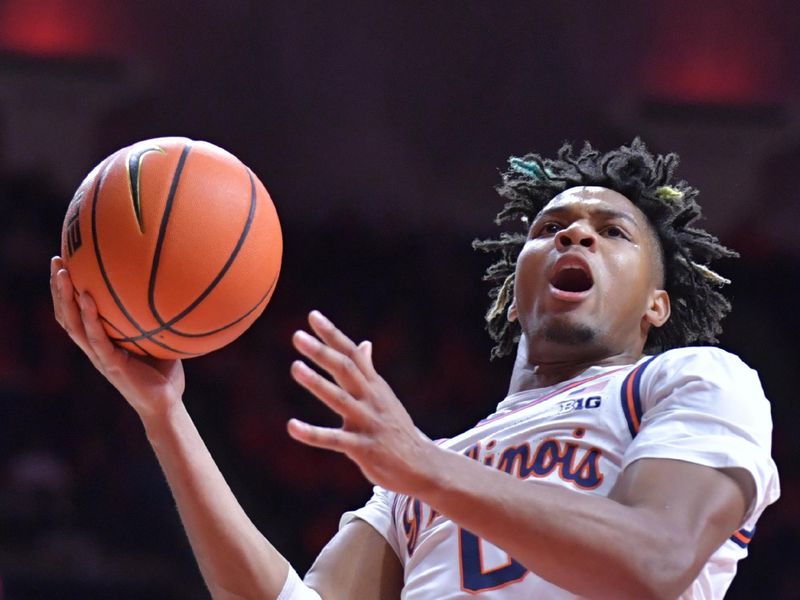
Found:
[60,137,282,359]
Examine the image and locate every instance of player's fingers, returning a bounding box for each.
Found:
[307,311,357,352]
[50,256,61,275]
[290,360,370,424]
[50,257,65,324]
[356,340,378,379]
[55,269,97,358]
[50,256,63,281]
[286,418,363,453]
[293,329,369,396]
[308,311,376,379]
[78,292,124,372]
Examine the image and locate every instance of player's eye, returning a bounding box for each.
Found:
[603,225,628,239]
[535,222,562,236]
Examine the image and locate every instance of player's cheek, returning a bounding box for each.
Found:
[515,246,547,288]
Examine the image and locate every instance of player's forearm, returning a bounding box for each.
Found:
[419,447,687,600]
[142,397,290,600]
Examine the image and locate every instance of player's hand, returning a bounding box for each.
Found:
[50,256,185,419]
[289,310,438,497]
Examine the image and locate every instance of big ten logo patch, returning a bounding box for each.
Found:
[557,395,601,415]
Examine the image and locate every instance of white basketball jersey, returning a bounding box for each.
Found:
[340,347,780,599]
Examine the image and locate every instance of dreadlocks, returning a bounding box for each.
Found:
[472,138,737,359]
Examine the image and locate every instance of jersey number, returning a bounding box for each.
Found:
[459,528,528,592]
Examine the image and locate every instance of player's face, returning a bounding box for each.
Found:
[511,186,669,362]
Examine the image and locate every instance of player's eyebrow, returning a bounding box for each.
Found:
[533,205,640,228]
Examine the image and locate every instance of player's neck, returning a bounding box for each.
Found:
[507,338,642,393]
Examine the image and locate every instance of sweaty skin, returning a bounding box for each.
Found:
[508,187,670,391]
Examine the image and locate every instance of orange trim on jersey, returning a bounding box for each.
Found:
[625,364,642,433]
[733,530,752,544]
[620,356,658,438]
[729,527,755,548]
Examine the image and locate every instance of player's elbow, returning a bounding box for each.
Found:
[570,545,697,600]
[631,541,701,600]
[609,575,685,600]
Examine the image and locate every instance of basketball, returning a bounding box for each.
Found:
[60,137,282,359]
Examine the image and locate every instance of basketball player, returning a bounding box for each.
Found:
[50,139,779,599]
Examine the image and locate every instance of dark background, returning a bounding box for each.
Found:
[0,1,797,598]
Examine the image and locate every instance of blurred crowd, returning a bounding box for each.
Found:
[0,169,797,599]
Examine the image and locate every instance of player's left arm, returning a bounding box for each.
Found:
[288,311,754,600]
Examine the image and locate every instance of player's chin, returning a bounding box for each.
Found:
[540,316,597,346]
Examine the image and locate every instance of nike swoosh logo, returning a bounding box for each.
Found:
[126,145,165,232]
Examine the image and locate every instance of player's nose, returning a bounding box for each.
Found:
[555,222,596,251]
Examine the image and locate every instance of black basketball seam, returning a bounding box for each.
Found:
[148,142,192,323]
[99,315,153,356]
[143,162,263,338]
[91,147,199,356]
[69,286,153,356]
[104,312,203,356]
[169,273,276,337]
[112,270,278,342]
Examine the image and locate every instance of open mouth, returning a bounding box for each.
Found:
[550,267,594,293]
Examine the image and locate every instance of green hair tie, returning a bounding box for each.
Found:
[655,186,684,202]
[509,157,551,180]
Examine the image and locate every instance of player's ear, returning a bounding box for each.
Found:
[643,289,670,328]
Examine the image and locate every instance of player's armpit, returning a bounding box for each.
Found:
[718,466,757,516]
[608,458,752,593]
[303,519,402,600]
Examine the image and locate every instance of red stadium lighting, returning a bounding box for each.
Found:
[641,4,784,104]
[0,0,119,57]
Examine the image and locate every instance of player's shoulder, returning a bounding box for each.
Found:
[639,346,767,411]
[646,345,757,380]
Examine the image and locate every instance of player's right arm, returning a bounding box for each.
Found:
[49,257,402,600]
